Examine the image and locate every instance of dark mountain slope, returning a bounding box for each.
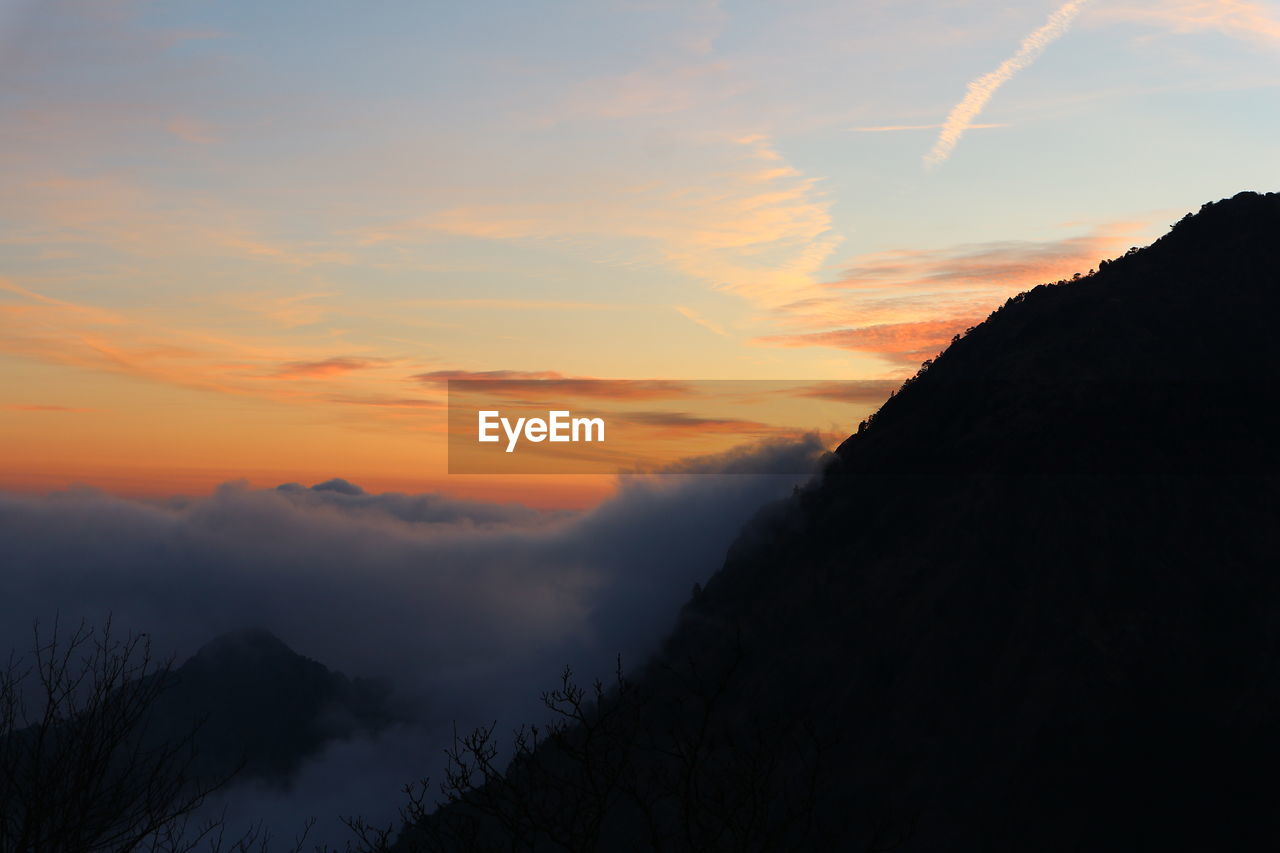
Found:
[656,192,1280,850]
[145,628,396,786]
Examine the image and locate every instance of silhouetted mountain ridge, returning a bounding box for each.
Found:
[411,191,1280,851]
[662,191,1280,850]
[829,190,1280,477]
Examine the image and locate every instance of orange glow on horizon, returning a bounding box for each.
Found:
[0,462,615,510]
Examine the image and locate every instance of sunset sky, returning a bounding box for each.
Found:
[3,0,1279,504]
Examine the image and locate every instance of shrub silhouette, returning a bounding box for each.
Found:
[0,619,312,853]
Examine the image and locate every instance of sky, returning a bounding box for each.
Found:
[3,0,1280,503]
[4,1,1280,840]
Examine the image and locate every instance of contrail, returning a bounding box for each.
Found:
[852,122,1008,133]
[925,0,1091,168]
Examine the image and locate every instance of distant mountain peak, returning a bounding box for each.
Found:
[192,627,300,666]
[159,628,397,786]
[310,477,366,495]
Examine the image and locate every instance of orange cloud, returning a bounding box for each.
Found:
[756,319,980,366]
[766,220,1152,357]
[788,380,900,404]
[420,371,696,401]
[619,411,797,441]
[329,396,443,409]
[416,369,566,383]
[626,411,781,430]
[0,280,425,418]
[271,357,388,380]
[825,225,1143,294]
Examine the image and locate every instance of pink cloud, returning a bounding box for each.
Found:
[756,319,980,366]
[271,358,387,380]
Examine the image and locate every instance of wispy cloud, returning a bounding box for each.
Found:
[823,221,1145,294]
[3,173,353,267]
[271,357,389,380]
[417,370,695,401]
[2,404,96,413]
[611,410,847,451]
[405,299,622,312]
[328,396,443,409]
[0,281,420,415]
[553,61,738,120]
[788,380,900,405]
[361,134,837,311]
[413,369,567,387]
[756,318,980,367]
[851,122,1008,133]
[225,292,336,328]
[165,115,219,145]
[925,1,1091,168]
[757,218,1153,370]
[1098,0,1280,45]
[622,411,785,437]
[674,305,730,337]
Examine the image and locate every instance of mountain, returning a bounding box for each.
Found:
[146,628,396,787]
[659,191,1280,850]
[414,192,1280,851]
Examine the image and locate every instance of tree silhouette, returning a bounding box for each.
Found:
[335,641,906,853]
[0,618,312,853]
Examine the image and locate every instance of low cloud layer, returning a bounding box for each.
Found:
[0,436,826,843]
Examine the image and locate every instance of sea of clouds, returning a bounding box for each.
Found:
[0,435,826,845]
